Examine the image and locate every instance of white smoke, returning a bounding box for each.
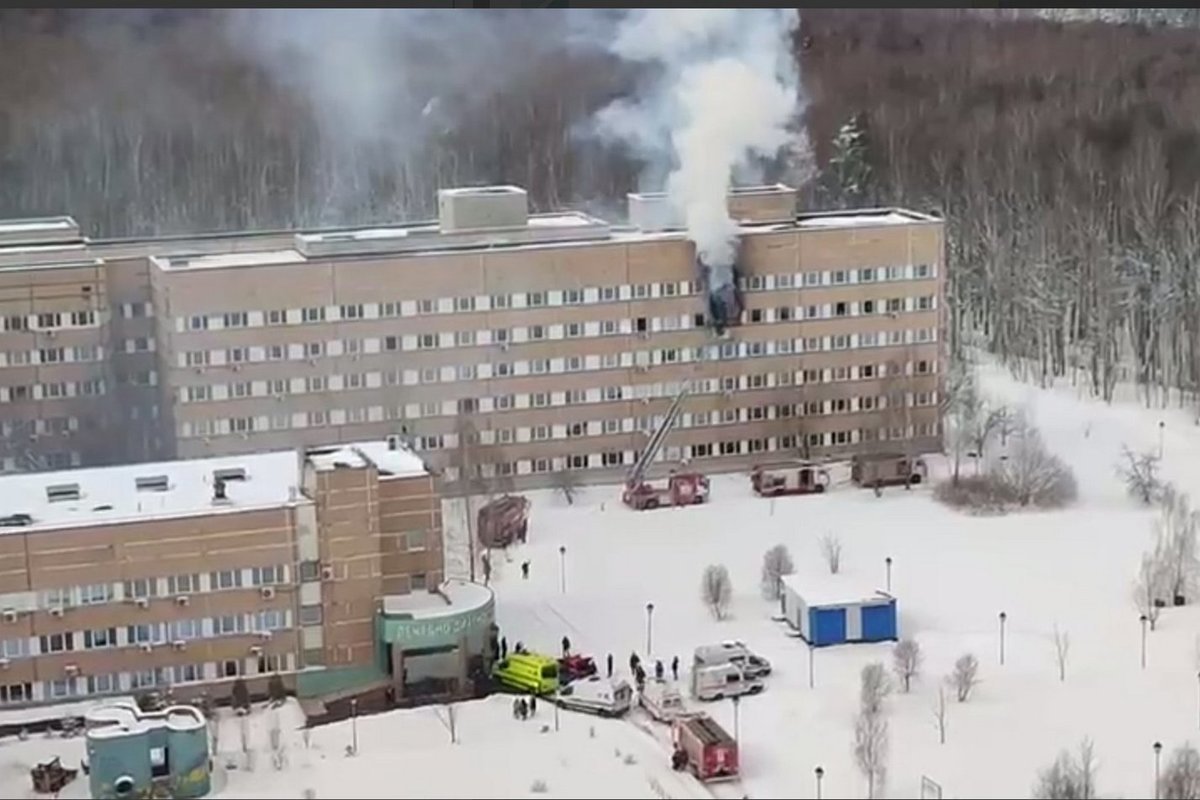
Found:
[594,9,805,279]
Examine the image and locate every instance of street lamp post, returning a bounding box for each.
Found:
[1141,614,1149,670]
[815,766,825,800]
[645,603,655,655]
[350,698,359,755]
[558,545,567,594]
[731,695,741,746]
[885,557,893,593]
[808,643,815,689]
[1154,741,1163,799]
[999,611,1007,666]
[554,688,561,732]
[1159,421,1166,460]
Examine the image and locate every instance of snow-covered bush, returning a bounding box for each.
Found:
[1032,739,1098,799]
[700,564,732,620]
[1117,445,1164,505]
[892,639,921,692]
[949,653,979,702]
[760,544,795,600]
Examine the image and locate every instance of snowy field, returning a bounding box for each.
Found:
[0,361,1196,799]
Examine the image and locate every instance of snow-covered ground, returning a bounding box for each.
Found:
[2,360,1197,799]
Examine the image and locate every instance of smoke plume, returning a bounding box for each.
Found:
[593,9,806,282]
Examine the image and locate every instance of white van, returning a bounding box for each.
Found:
[640,678,687,722]
[690,663,764,702]
[693,641,772,679]
[556,676,634,718]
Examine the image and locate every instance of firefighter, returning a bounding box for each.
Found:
[606,653,614,678]
[635,664,647,691]
[521,560,530,580]
[517,697,528,720]
[528,694,537,716]
[512,698,521,719]
[629,652,640,675]
[500,637,508,660]
[561,635,571,656]
[654,659,664,681]
[671,655,680,681]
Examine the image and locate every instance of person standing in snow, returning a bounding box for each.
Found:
[512,698,521,719]
[654,660,664,681]
[518,698,528,720]
[482,552,492,584]
[629,652,640,675]
[500,637,508,660]
[671,656,679,681]
[521,560,530,580]
[606,653,614,678]
[561,635,571,656]
[529,694,537,716]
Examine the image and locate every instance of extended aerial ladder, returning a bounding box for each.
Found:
[622,380,711,511]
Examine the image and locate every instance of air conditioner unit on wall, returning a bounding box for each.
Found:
[135,597,149,609]
[140,643,153,653]
[260,587,276,600]
[49,607,64,618]
[175,595,189,606]
[172,640,186,651]
[2,609,17,623]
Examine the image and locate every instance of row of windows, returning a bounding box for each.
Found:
[0,379,105,403]
[0,345,104,368]
[175,330,940,411]
[175,298,937,371]
[25,566,288,611]
[173,267,938,334]
[1,309,99,333]
[450,424,941,478]
[0,653,293,706]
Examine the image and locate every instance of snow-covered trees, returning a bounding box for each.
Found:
[700,564,732,620]
[1134,549,1170,630]
[828,113,873,205]
[999,417,1077,508]
[551,468,583,506]
[1159,743,1200,800]
[1118,446,1164,505]
[892,639,922,692]
[1032,739,1099,800]
[760,544,795,600]
[853,662,890,799]
[1136,485,1200,625]
[949,653,979,702]
[820,535,843,574]
[1052,626,1070,682]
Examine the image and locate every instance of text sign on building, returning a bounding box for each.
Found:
[381,603,494,649]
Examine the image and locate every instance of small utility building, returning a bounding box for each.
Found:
[780,574,898,647]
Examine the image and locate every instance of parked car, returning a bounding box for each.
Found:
[690,663,763,702]
[640,678,687,722]
[555,676,633,718]
[558,654,598,683]
[693,641,772,679]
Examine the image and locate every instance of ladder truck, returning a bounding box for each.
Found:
[621,382,710,511]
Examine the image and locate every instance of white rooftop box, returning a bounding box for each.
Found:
[437,185,529,233]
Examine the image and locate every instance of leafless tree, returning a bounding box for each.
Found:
[551,467,583,506]
[760,544,796,600]
[1158,486,1199,604]
[1118,445,1164,505]
[442,703,459,744]
[892,639,922,692]
[700,564,733,620]
[1160,743,1200,800]
[239,713,253,771]
[820,534,843,575]
[1032,739,1098,800]
[1052,626,1070,682]
[860,662,892,716]
[853,707,889,799]
[1135,547,1170,631]
[997,416,1077,508]
[949,653,979,702]
[932,684,948,745]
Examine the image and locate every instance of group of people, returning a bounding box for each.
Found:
[511,695,538,720]
[628,652,681,690]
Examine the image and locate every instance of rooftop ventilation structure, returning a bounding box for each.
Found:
[0,216,82,248]
[437,185,529,233]
[45,483,81,503]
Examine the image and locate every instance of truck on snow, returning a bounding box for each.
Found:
[690,662,763,702]
[670,713,739,782]
[693,641,772,679]
[554,676,633,718]
[639,678,687,722]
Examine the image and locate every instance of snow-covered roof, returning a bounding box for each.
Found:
[781,572,893,607]
[150,249,307,270]
[305,439,428,478]
[797,210,933,228]
[0,217,75,234]
[0,450,303,533]
[439,185,526,197]
[381,579,494,620]
[0,695,137,728]
[85,701,206,740]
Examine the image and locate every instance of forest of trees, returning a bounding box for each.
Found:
[4,9,1200,409]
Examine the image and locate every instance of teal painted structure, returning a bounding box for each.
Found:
[377,582,495,651]
[85,703,211,799]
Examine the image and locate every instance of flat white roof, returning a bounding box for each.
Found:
[0,450,302,533]
[439,185,526,197]
[381,579,493,620]
[295,212,601,247]
[306,439,428,478]
[781,572,892,607]
[151,249,307,271]
[85,701,205,739]
[0,218,74,233]
[798,210,931,228]
[0,695,136,728]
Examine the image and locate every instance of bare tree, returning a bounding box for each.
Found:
[892,639,922,692]
[447,703,458,744]
[949,653,979,702]
[860,662,892,716]
[1135,547,1170,631]
[551,467,583,506]
[760,544,796,600]
[239,713,253,771]
[1032,739,1098,800]
[700,564,733,620]
[932,684,948,745]
[998,416,1077,508]
[1118,445,1164,505]
[853,708,889,799]
[1052,626,1070,682]
[1160,743,1200,800]
[1159,487,1199,604]
[820,534,843,575]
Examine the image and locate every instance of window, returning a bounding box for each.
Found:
[184,386,210,403]
[532,359,549,375]
[251,565,284,586]
[454,297,475,312]
[455,330,476,347]
[494,394,514,411]
[299,605,323,625]
[492,328,510,344]
[0,683,31,704]
[859,268,875,283]
[860,364,876,379]
[127,623,165,645]
[301,307,326,323]
[566,355,583,372]
[604,386,623,401]
[227,347,249,364]
[600,286,617,302]
[211,570,242,591]
[124,578,158,599]
[490,294,510,310]
[266,309,287,326]
[39,633,74,653]
[565,322,583,338]
[170,619,202,640]
[420,401,440,417]
[83,628,117,649]
[187,315,208,331]
[529,325,546,341]
[185,351,209,368]
[416,299,435,315]
[3,315,26,332]
[340,303,364,320]
[304,341,324,359]
[224,311,249,328]
[776,306,792,322]
[411,573,428,591]
[252,610,286,632]
[222,660,241,678]
[526,291,547,307]
[49,679,76,699]
[174,664,203,684]
[86,673,117,695]
[496,428,515,444]
[231,382,252,399]
[0,638,28,659]
[916,295,934,311]
[131,669,166,689]
[777,273,794,288]
[421,367,439,384]
[298,561,321,582]
[79,584,112,606]
[563,289,584,305]
[72,345,98,361]
[457,365,477,381]
[804,271,822,287]
[305,376,327,393]
[213,615,246,635]
[914,263,932,279]
[229,416,255,434]
[418,334,436,350]
[531,392,550,408]
[266,344,285,361]
[532,425,550,441]
[601,320,618,336]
